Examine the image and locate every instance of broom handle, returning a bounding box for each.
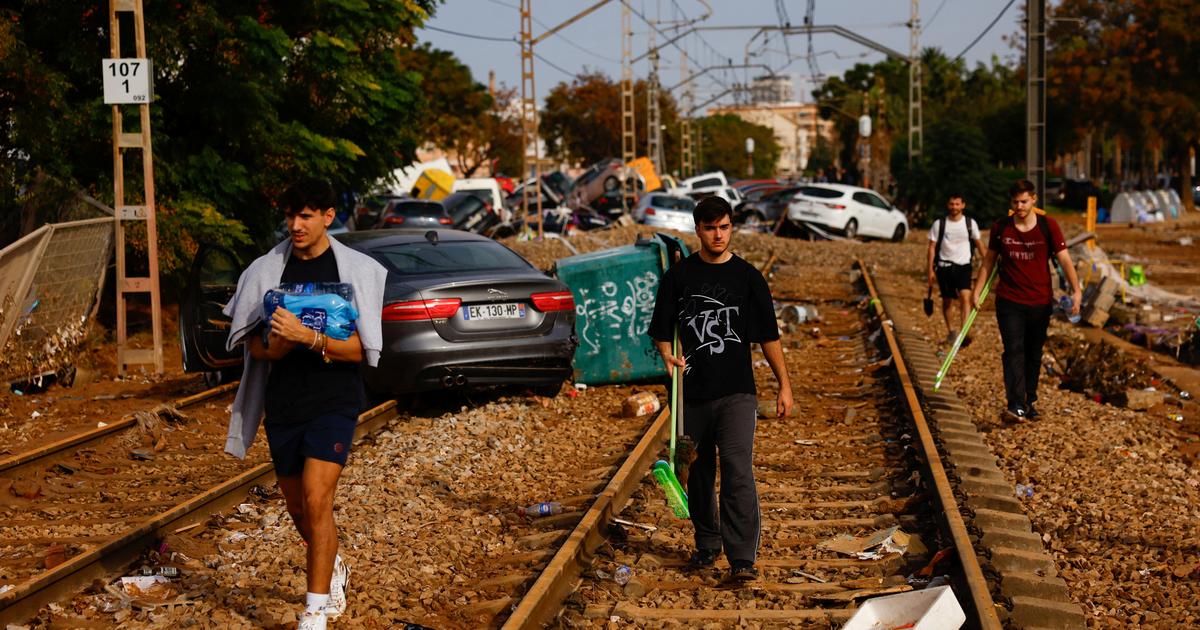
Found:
[934,265,999,390]
[670,329,679,466]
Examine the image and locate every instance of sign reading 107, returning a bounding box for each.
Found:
[102,58,153,104]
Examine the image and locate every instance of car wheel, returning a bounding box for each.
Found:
[843,218,858,240]
[603,176,619,192]
[743,212,767,230]
[891,224,907,242]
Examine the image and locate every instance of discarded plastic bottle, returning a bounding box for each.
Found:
[1058,296,1081,324]
[519,502,563,518]
[614,565,633,586]
[652,460,690,519]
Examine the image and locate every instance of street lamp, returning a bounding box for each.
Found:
[746,137,755,177]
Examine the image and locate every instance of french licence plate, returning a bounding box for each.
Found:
[463,302,526,320]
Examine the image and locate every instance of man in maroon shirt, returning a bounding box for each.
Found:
[972,179,1082,422]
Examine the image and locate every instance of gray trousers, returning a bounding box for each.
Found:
[683,392,760,564]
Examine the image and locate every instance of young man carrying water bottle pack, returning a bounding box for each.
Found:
[972,179,1081,423]
[222,178,387,628]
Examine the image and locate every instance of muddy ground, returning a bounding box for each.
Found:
[3,214,1200,628]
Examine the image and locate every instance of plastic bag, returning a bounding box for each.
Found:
[263,282,358,344]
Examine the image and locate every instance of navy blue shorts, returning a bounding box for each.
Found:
[264,410,358,477]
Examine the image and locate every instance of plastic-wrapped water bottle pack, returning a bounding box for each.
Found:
[262,282,358,345]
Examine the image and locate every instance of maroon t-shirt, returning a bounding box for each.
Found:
[987,214,1066,306]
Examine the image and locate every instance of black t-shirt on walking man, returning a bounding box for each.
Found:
[263,247,364,423]
[648,253,779,402]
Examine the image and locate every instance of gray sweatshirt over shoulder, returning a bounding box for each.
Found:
[222,237,387,459]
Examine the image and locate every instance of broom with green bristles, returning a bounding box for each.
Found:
[653,328,692,519]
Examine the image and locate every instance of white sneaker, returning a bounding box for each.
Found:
[298,610,327,629]
[325,554,350,619]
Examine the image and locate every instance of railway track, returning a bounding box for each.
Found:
[4,257,1072,628]
[492,261,1004,628]
[0,381,402,625]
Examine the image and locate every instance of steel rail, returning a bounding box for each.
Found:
[0,398,401,625]
[0,381,241,474]
[502,406,671,629]
[856,258,1003,630]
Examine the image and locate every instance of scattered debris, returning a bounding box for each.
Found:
[820,526,911,560]
[621,392,660,418]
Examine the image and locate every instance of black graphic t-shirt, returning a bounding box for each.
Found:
[648,253,779,401]
[263,247,364,424]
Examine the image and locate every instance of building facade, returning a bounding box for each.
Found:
[709,101,837,180]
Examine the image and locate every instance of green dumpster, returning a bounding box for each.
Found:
[556,233,688,385]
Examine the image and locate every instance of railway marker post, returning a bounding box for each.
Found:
[106,0,163,375]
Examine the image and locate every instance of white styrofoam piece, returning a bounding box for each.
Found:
[841,585,966,630]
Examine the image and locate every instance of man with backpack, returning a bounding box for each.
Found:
[927,194,984,345]
[972,179,1082,422]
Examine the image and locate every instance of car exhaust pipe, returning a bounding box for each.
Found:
[442,375,455,388]
[454,374,468,386]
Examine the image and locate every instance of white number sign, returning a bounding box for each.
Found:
[102,58,152,104]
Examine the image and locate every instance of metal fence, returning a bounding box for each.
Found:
[0,215,113,383]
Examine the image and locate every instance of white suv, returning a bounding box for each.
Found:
[787,184,908,241]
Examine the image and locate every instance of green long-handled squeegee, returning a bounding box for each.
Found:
[933,265,999,391]
[653,331,690,519]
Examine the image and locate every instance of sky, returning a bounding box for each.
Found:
[416,0,1025,109]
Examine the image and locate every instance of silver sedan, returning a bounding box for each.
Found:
[632,193,696,232]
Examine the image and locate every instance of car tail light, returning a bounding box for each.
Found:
[384,215,406,225]
[531,291,574,312]
[822,202,846,210]
[382,298,462,321]
[645,208,656,215]
[438,216,453,225]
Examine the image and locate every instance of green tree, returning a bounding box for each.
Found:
[1,0,439,246]
[1049,0,1200,206]
[696,114,779,180]
[815,48,1025,213]
[892,118,1008,226]
[398,43,498,177]
[539,71,680,171]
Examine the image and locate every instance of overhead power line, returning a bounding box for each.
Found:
[533,51,577,78]
[955,0,1018,61]
[924,0,950,32]
[486,0,621,63]
[422,24,517,43]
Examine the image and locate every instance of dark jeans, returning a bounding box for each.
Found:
[995,297,1052,410]
[683,392,759,564]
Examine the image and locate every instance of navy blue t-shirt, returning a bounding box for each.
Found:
[648,253,779,401]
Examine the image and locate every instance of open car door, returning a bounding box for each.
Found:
[179,246,244,380]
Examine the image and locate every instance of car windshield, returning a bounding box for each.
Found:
[650,195,695,211]
[369,241,531,275]
[443,194,487,223]
[799,186,844,199]
[457,188,496,207]
[388,201,444,217]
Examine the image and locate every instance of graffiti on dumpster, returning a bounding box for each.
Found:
[576,271,660,356]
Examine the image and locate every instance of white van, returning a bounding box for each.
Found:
[679,171,729,191]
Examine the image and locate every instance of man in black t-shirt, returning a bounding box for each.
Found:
[242,179,373,629]
[648,196,794,582]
